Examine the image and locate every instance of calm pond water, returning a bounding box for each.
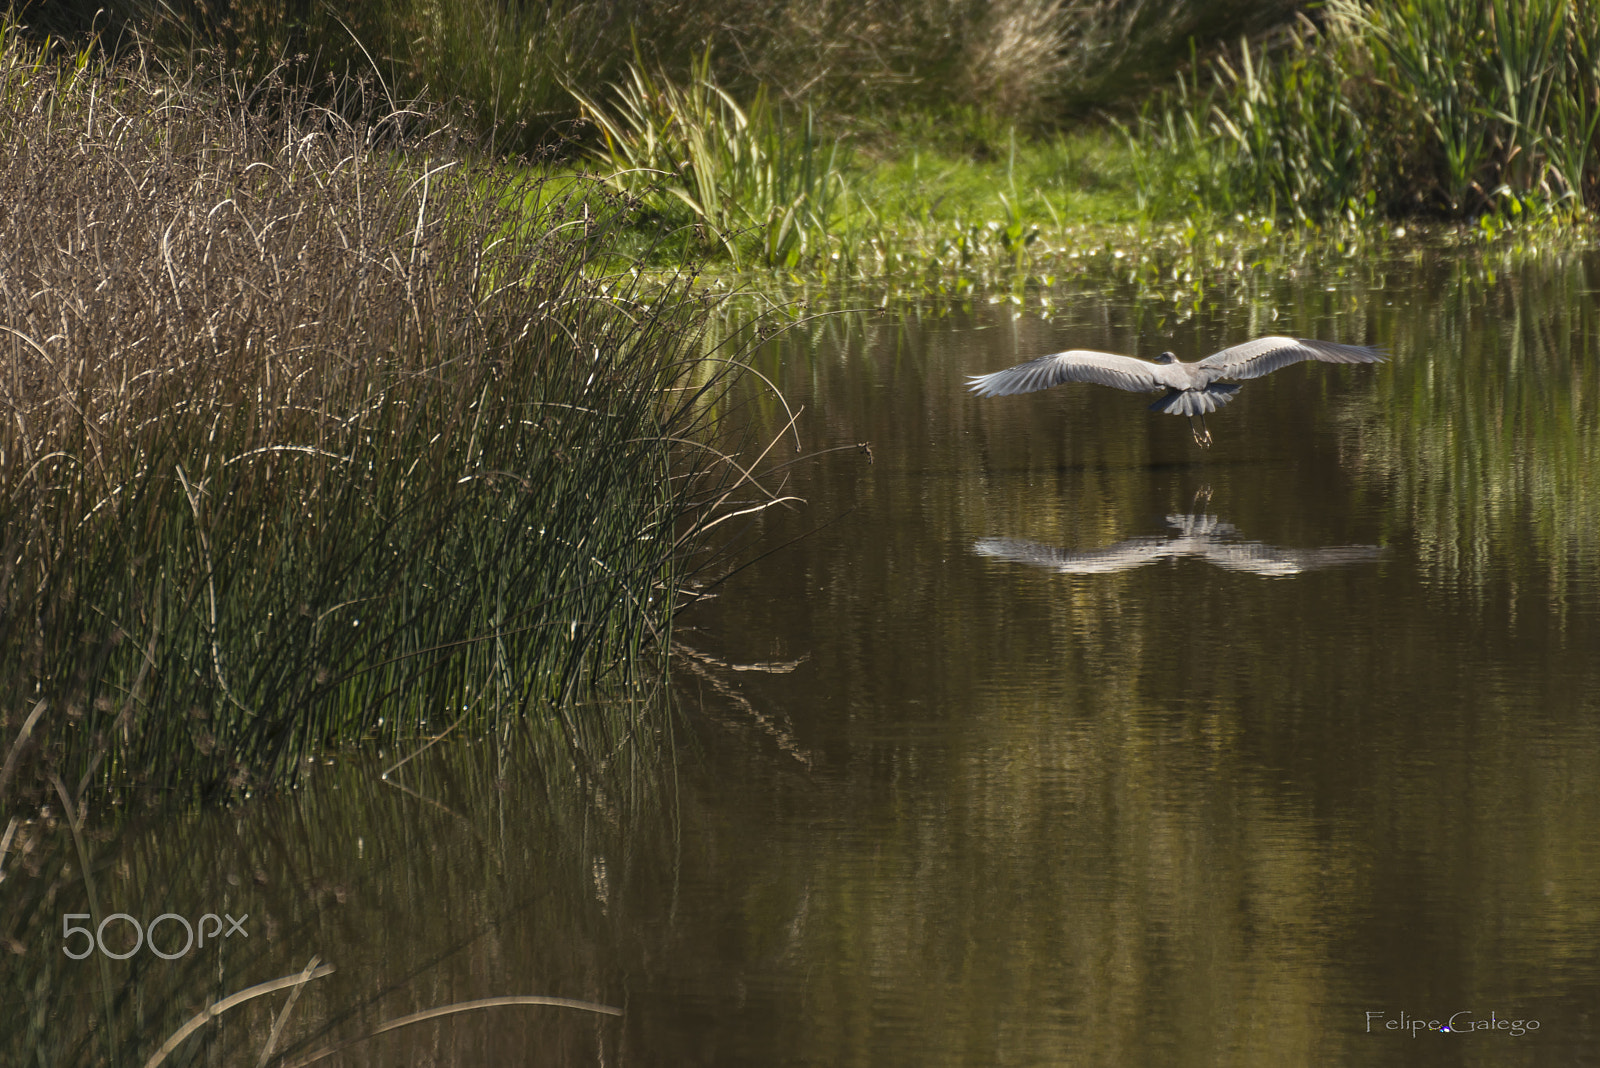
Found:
[8,245,1600,1066]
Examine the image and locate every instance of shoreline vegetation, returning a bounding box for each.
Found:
[2,0,1598,814]
[0,20,795,815]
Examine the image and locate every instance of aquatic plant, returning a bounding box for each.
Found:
[1129,0,1600,222]
[0,26,781,810]
[573,48,846,269]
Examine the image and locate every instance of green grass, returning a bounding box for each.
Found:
[563,64,1157,288]
[569,48,1146,278]
[573,45,848,270]
[551,22,1597,294]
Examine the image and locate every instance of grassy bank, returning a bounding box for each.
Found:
[0,25,781,813]
[556,9,1599,283]
[21,2,1600,287]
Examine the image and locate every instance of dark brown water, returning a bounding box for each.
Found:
[8,248,1600,1066]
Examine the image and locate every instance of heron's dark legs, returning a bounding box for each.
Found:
[1188,414,1213,448]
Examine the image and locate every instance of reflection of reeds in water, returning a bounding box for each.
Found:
[1357,252,1600,603]
[2,711,666,1065]
[0,32,775,809]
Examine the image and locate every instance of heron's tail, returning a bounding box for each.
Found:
[1149,385,1240,416]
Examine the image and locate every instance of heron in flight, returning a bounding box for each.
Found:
[967,337,1386,446]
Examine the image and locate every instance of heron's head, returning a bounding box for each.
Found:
[1153,351,1177,364]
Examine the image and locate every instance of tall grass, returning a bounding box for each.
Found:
[30,0,1296,145]
[402,0,697,154]
[1339,0,1600,213]
[401,0,1286,137]
[0,26,778,811]
[574,48,846,269]
[1129,0,1600,222]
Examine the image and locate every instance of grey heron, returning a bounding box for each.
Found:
[967,336,1386,446]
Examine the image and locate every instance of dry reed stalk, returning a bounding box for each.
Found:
[0,27,784,808]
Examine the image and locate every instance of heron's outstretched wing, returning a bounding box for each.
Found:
[966,350,1167,397]
[1195,337,1386,381]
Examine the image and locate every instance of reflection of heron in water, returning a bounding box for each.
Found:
[975,491,1384,578]
[967,336,1386,446]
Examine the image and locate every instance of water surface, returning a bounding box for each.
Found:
[8,247,1600,1066]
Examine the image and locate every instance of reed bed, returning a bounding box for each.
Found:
[0,27,774,811]
[574,47,846,270]
[567,40,1588,293]
[1128,0,1600,221]
[37,0,1598,275]
[42,0,1285,147]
